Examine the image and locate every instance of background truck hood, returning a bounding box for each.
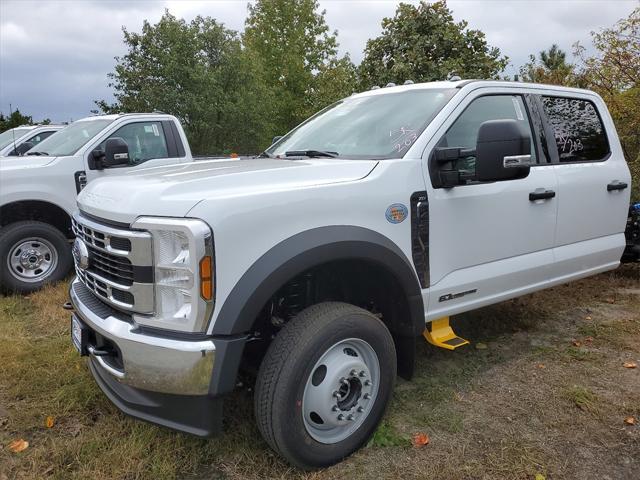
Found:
[0,155,58,170]
[78,157,379,224]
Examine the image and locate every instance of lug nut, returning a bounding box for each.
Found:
[340,377,350,386]
[359,370,366,378]
[332,390,340,398]
[347,414,355,421]
[337,414,345,421]
[364,380,372,387]
[357,406,364,413]
[332,405,339,412]
[363,393,371,400]
[350,369,357,376]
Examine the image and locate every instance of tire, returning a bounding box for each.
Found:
[254,302,396,469]
[0,221,73,293]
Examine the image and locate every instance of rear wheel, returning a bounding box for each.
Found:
[0,221,73,293]
[254,302,396,469]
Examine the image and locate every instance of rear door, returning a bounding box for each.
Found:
[424,88,558,320]
[537,94,631,281]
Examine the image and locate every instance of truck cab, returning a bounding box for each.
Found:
[67,81,633,469]
[0,113,194,292]
[0,124,64,157]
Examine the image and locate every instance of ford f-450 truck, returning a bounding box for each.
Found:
[68,80,633,469]
[0,113,200,293]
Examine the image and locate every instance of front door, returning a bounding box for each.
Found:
[424,90,558,320]
[84,120,187,184]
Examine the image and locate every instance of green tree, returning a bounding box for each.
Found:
[359,1,508,88]
[519,44,575,85]
[243,0,356,134]
[97,11,273,154]
[574,7,640,200]
[0,109,33,133]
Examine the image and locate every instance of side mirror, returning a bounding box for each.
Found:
[103,137,130,167]
[13,142,34,156]
[272,135,283,145]
[476,119,532,182]
[88,148,105,170]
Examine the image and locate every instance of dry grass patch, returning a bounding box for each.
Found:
[0,264,639,479]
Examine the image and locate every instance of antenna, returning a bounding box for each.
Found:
[9,103,18,155]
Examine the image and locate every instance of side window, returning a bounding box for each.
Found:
[541,96,609,162]
[100,121,169,165]
[437,95,536,174]
[27,131,55,146]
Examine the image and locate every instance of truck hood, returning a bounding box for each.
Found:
[0,155,58,170]
[78,157,379,224]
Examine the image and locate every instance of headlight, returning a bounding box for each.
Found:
[131,216,214,333]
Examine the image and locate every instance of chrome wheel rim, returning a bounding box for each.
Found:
[302,338,380,444]
[7,237,58,283]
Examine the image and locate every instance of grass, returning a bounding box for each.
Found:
[1,264,639,479]
[564,386,598,412]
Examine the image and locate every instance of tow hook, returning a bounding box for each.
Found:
[62,301,74,311]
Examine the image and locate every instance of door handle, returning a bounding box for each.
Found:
[529,190,556,201]
[607,181,628,192]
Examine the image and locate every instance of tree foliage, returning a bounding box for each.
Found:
[519,44,575,85]
[0,110,33,133]
[359,1,508,88]
[96,11,274,154]
[243,0,356,132]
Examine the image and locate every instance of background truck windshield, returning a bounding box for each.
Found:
[0,128,32,150]
[268,88,456,159]
[29,119,114,156]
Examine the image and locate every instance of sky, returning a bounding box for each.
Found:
[0,0,637,123]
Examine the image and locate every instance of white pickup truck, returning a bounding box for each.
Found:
[67,80,633,469]
[0,124,65,157]
[0,113,197,292]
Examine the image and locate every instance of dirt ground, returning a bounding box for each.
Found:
[1,264,639,479]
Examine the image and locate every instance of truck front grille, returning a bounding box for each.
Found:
[86,245,134,285]
[72,212,154,314]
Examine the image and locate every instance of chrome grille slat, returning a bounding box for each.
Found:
[72,212,154,314]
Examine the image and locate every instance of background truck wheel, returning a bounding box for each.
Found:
[254,301,397,470]
[0,221,73,293]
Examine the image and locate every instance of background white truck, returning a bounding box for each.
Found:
[0,113,199,292]
[67,80,634,469]
[0,124,64,157]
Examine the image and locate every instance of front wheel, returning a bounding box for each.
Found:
[0,221,73,293]
[254,302,397,469]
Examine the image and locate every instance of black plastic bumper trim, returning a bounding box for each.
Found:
[90,359,224,437]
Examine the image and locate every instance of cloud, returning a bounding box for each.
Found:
[0,0,636,122]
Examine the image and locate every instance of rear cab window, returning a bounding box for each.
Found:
[540,96,610,163]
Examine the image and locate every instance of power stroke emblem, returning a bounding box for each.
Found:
[385,203,408,224]
[72,238,90,270]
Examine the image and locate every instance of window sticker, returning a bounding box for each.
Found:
[390,126,418,154]
[512,97,524,121]
[144,125,154,133]
[152,124,160,136]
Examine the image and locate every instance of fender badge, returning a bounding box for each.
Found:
[385,203,408,224]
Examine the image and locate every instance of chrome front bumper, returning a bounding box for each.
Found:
[69,278,216,395]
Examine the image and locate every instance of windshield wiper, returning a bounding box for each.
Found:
[285,150,338,158]
[257,151,273,158]
[26,151,48,156]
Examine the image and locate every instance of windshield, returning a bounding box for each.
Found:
[0,128,31,150]
[29,119,114,156]
[267,88,456,159]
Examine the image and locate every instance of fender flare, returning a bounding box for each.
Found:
[211,225,425,337]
